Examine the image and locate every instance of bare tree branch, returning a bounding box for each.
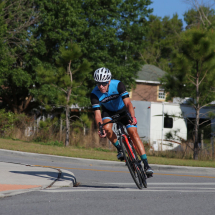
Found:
[51,84,67,94]
[182,0,215,27]
[199,119,211,126]
[200,101,214,108]
[187,74,197,86]
[199,69,208,85]
[1,0,39,47]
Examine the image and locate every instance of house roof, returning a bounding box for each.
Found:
[136,64,166,82]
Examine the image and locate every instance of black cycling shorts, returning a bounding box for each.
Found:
[101,106,137,129]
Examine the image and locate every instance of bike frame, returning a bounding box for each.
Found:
[99,113,147,189]
[122,134,136,160]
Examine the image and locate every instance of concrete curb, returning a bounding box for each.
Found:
[0,186,43,198]
[51,169,76,188]
[1,149,215,174]
[0,149,124,167]
[31,164,76,189]
[0,161,76,198]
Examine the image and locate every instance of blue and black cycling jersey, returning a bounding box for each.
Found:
[90,80,129,112]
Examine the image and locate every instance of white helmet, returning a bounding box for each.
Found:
[94,67,112,82]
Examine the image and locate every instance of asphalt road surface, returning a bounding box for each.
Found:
[0,150,215,215]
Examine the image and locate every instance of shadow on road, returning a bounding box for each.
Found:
[10,170,57,181]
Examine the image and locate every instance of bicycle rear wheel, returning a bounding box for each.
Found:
[120,135,147,189]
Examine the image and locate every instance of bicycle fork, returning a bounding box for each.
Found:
[122,134,136,160]
[122,134,143,172]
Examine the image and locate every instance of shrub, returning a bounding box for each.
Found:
[0,109,14,134]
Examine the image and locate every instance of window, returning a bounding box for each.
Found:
[164,116,173,128]
[158,86,165,99]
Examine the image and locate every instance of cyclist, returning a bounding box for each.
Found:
[90,67,153,177]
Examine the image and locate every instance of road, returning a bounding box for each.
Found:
[0,150,215,215]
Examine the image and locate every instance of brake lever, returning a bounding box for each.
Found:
[98,122,104,135]
[126,111,133,123]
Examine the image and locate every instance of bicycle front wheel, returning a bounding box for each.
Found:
[130,141,147,189]
[120,135,147,189]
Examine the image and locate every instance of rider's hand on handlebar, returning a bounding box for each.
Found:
[129,116,137,125]
[98,129,107,138]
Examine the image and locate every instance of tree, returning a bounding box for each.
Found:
[34,0,153,91]
[0,0,40,113]
[37,42,92,146]
[161,27,215,159]
[1,0,153,114]
[0,0,39,47]
[140,14,183,72]
[183,0,215,29]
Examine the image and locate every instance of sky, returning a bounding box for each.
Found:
[150,0,195,28]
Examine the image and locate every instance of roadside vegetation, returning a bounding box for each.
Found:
[1,110,215,164]
[0,138,215,168]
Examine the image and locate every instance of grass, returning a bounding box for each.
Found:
[0,138,215,168]
[0,138,118,161]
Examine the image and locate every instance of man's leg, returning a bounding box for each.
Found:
[103,118,124,160]
[127,127,153,177]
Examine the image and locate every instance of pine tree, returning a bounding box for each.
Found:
[183,3,215,29]
[161,28,215,159]
[37,42,92,146]
[140,14,183,72]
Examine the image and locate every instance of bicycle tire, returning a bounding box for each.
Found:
[129,139,147,188]
[120,135,146,189]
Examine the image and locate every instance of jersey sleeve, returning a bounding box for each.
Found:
[117,82,129,99]
[90,93,100,111]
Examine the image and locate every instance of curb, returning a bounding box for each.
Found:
[0,149,123,167]
[0,161,76,198]
[0,186,43,198]
[0,149,215,174]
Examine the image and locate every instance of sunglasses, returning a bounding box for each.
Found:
[96,82,109,87]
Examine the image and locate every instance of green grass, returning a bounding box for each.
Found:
[34,140,64,147]
[0,138,215,168]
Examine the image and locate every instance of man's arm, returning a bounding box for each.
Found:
[94,109,107,137]
[123,97,135,118]
[90,92,106,137]
[90,92,102,127]
[94,109,103,128]
[123,97,137,125]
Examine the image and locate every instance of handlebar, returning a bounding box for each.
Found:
[98,111,133,135]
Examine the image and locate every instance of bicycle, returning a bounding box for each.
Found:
[98,112,147,189]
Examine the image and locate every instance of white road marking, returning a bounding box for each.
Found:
[103,182,215,185]
[40,182,215,193]
[41,188,215,193]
